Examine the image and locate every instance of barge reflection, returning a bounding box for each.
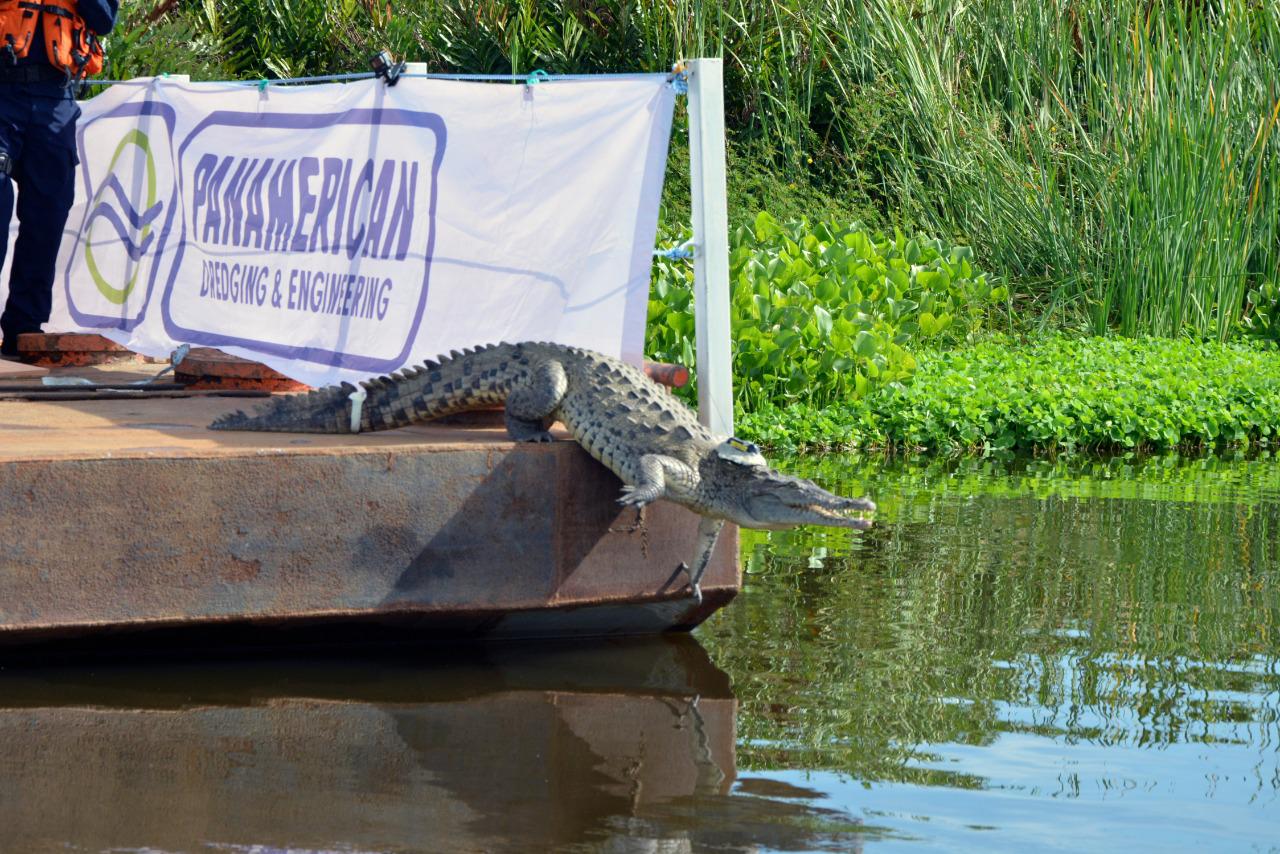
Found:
[0,636,862,852]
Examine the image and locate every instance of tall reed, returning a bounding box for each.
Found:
[112,0,1280,340]
[857,0,1280,339]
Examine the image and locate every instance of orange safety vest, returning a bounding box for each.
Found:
[0,0,104,80]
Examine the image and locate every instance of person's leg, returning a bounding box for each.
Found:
[0,177,17,358]
[0,89,26,357]
[1,89,77,356]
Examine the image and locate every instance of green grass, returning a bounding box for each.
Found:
[111,0,1280,341]
[658,138,877,232]
[847,0,1280,341]
[738,335,1280,454]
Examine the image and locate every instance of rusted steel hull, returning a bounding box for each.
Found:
[0,393,739,647]
[0,637,737,852]
[176,346,312,391]
[16,332,134,367]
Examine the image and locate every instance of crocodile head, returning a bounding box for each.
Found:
[701,439,876,531]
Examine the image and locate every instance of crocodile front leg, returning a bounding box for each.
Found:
[681,515,725,604]
[617,454,698,507]
[616,456,718,602]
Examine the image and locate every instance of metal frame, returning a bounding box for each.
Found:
[686,58,734,438]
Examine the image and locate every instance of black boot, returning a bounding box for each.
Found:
[1,328,34,359]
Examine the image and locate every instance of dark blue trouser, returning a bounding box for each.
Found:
[0,81,80,344]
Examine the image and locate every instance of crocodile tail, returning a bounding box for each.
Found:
[209,383,364,433]
[209,342,525,433]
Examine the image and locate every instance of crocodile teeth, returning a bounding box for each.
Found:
[806,504,871,519]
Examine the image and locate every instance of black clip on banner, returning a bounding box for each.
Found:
[370,50,405,87]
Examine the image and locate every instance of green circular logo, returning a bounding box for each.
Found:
[83,129,160,305]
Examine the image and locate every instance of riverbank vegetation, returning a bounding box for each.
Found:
[647,214,1009,409]
[738,336,1280,454]
[114,0,1280,454]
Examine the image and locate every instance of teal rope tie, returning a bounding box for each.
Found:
[670,61,689,95]
[654,240,696,261]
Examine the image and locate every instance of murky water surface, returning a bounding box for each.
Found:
[3,454,1278,852]
[700,453,1280,851]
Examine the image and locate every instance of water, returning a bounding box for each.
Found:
[699,453,1280,851]
[2,454,1278,852]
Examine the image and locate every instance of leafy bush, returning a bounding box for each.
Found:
[738,336,1280,454]
[646,213,1005,409]
[104,2,230,80]
[1240,280,1280,343]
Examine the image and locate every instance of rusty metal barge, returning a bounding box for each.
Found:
[0,339,738,649]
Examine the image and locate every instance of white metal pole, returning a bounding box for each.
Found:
[686,58,734,438]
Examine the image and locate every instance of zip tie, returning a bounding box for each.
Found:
[348,386,367,433]
[525,69,550,86]
[670,61,689,95]
[257,78,268,92]
[654,240,697,260]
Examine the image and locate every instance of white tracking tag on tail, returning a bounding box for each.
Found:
[348,387,367,433]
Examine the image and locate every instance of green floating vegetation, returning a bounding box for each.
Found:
[647,213,1005,410]
[738,335,1280,454]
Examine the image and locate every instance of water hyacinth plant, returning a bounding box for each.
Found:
[737,335,1280,454]
[646,213,1006,410]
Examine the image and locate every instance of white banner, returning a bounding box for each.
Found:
[7,75,674,386]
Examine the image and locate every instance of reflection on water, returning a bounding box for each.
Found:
[700,453,1280,851]
[4,453,1278,852]
[0,638,864,853]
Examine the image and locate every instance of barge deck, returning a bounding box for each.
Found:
[0,356,738,648]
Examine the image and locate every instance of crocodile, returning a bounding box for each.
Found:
[209,341,875,600]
